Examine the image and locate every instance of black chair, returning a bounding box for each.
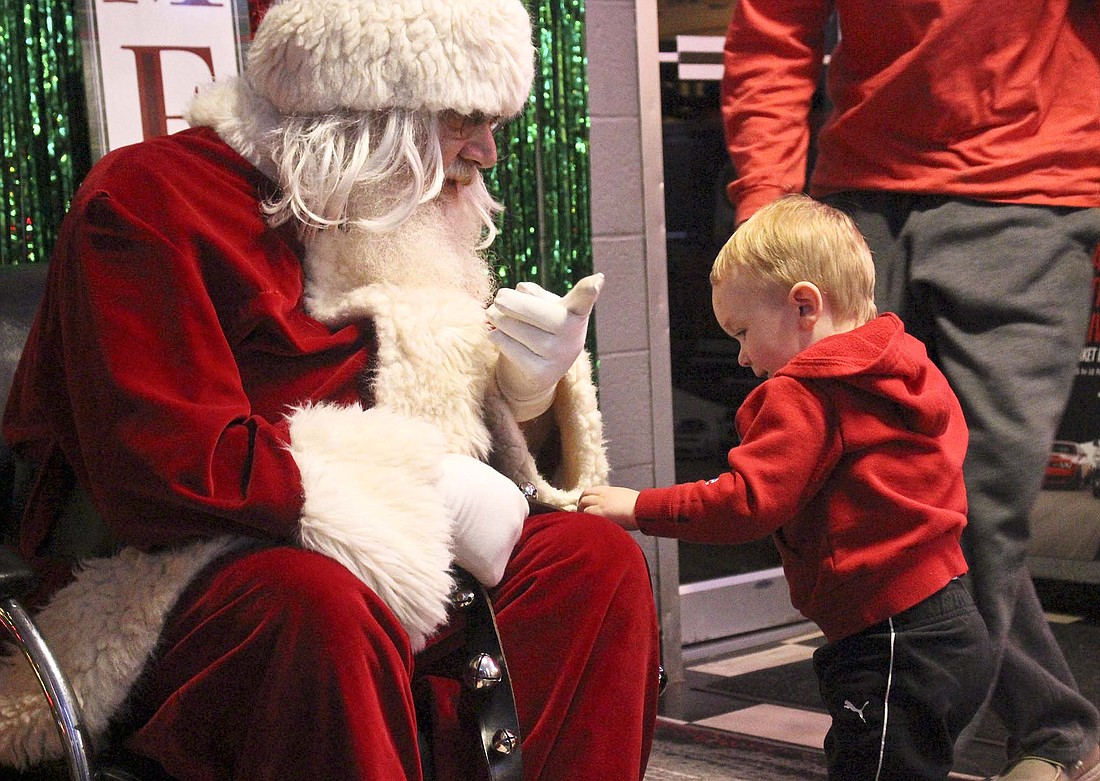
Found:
[0,262,522,781]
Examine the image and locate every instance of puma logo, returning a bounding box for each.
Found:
[844,699,869,723]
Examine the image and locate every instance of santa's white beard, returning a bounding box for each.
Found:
[303,177,497,308]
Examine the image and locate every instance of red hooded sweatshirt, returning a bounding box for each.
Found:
[635,313,969,642]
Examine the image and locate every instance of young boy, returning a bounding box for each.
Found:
[580,194,993,781]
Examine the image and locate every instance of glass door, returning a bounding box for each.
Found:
[656,4,805,655]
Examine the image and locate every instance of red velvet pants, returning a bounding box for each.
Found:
[123,511,660,780]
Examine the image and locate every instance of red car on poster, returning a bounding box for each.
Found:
[1043,441,1093,490]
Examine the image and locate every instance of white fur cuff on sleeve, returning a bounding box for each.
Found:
[287,403,455,652]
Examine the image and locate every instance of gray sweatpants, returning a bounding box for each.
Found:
[823,191,1100,767]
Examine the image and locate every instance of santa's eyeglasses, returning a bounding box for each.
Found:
[440,111,505,139]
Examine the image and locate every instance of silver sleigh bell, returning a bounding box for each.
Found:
[463,652,503,690]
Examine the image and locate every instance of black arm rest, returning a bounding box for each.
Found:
[0,547,37,601]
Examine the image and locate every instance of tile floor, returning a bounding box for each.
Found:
[682,628,829,746]
[653,584,1100,781]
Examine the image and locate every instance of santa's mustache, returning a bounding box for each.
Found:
[446,159,481,187]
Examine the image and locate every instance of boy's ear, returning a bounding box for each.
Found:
[789,282,823,329]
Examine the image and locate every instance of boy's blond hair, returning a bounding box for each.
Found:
[711,194,878,325]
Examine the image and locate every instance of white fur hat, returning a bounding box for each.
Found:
[247,0,536,118]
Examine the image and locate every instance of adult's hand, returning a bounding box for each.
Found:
[437,454,528,586]
[487,273,604,421]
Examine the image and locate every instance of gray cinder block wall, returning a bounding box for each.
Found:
[585,0,685,705]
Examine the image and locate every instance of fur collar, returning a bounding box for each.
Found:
[186,79,280,182]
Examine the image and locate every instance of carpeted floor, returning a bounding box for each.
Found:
[645,719,827,781]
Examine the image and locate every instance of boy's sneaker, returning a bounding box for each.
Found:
[987,745,1100,781]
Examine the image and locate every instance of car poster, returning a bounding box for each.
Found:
[1029,248,1100,581]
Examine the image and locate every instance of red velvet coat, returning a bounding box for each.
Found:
[5,127,361,554]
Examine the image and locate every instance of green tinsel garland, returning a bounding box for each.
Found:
[1,0,90,265]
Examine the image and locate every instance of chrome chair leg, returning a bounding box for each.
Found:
[0,593,96,781]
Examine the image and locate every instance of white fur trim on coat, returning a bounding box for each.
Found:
[288,403,455,652]
[323,284,498,459]
[304,282,609,509]
[0,537,239,770]
[186,79,281,183]
[487,350,609,510]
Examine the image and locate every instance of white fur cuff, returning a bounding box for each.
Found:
[0,538,239,770]
[287,403,455,651]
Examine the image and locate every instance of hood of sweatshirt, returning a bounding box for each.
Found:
[772,313,952,438]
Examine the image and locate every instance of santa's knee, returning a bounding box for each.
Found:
[529,511,652,592]
[221,546,414,660]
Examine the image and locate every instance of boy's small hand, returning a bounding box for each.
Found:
[578,485,641,531]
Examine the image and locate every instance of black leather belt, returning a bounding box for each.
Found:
[416,567,523,781]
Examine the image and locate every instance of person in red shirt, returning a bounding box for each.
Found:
[582,194,994,780]
[719,3,1100,779]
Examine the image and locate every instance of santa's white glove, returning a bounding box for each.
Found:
[437,454,528,587]
[487,273,605,421]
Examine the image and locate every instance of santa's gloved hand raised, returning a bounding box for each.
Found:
[437,454,529,587]
[487,273,604,421]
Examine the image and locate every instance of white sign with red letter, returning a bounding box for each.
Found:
[80,0,248,159]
